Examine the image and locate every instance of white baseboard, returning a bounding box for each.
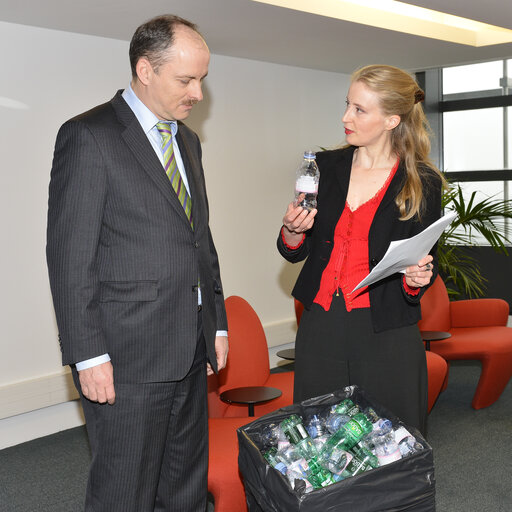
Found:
[263,317,297,348]
[0,400,85,450]
[0,368,79,420]
[0,318,298,449]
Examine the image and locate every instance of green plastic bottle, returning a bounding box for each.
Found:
[320,412,373,456]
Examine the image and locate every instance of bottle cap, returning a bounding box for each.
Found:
[303,150,316,159]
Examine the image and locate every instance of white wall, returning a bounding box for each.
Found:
[0,21,350,448]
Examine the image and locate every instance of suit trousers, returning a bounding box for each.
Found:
[294,294,428,434]
[73,313,208,512]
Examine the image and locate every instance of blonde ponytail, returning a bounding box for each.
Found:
[351,65,446,220]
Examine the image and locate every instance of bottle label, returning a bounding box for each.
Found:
[344,456,371,476]
[393,426,412,443]
[346,405,361,417]
[296,176,318,193]
[377,448,402,465]
[346,419,364,439]
[284,422,309,444]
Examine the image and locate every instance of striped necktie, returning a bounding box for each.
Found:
[156,122,193,228]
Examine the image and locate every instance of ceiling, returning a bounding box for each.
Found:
[2,0,512,73]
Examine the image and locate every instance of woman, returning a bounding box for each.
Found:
[277,65,446,433]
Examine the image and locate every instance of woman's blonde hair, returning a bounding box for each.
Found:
[351,64,446,220]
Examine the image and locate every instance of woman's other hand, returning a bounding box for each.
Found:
[404,255,434,288]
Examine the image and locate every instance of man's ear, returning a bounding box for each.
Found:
[387,114,401,131]
[135,57,153,86]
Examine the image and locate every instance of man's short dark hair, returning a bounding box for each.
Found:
[129,14,202,77]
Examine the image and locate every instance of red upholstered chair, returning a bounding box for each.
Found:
[207,296,295,512]
[209,295,294,418]
[294,299,448,413]
[207,416,250,512]
[418,275,512,409]
[424,351,448,412]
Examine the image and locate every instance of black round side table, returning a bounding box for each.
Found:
[276,348,296,361]
[220,386,282,416]
[420,330,451,351]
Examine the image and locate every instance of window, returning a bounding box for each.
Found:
[421,58,512,244]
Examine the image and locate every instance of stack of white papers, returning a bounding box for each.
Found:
[352,211,457,293]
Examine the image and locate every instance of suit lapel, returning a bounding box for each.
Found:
[111,92,194,229]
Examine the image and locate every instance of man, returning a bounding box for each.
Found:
[46,15,228,512]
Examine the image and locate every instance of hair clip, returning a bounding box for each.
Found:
[414,89,425,104]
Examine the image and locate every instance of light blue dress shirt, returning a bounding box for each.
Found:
[76,85,226,371]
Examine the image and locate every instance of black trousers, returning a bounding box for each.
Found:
[73,317,208,512]
[294,294,427,434]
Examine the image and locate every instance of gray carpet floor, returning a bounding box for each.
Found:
[0,361,510,511]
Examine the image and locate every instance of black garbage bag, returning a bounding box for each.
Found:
[237,386,435,512]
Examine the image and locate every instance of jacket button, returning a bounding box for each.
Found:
[370,258,378,267]
[194,241,200,248]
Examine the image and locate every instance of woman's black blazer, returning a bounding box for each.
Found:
[277,146,442,333]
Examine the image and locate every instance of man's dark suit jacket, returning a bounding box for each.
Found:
[277,145,442,333]
[47,91,227,383]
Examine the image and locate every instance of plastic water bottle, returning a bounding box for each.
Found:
[398,436,423,457]
[260,422,281,448]
[295,150,320,211]
[351,443,379,469]
[286,460,314,493]
[340,454,374,478]
[276,444,302,465]
[332,399,361,418]
[394,426,423,457]
[319,445,352,475]
[263,447,288,475]
[372,429,402,465]
[312,434,330,452]
[305,456,335,489]
[363,407,381,424]
[305,414,326,439]
[325,413,351,434]
[321,412,373,456]
[279,415,318,460]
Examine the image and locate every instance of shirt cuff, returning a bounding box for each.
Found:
[281,227,305,250]
[402,275,421,296]
[75,354,111,371]
[216,330,228,338]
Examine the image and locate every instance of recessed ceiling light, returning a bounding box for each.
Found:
[251,0,512,46]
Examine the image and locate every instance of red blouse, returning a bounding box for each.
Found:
[313,158,417,312]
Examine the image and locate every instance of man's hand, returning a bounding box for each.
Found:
[207,335,229,375]
[78,361,116,404]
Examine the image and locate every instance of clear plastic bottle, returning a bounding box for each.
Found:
[325,413,351,434]
[295,150,320,211]
[263,447,288,475]
[372,429,402,465]
[319,445,352,475]
[305,414,326,439]
[260,422,281,448]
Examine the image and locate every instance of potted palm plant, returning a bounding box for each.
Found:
[439,184,512,298]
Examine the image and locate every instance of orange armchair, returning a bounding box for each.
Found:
[209,295,294,418]
[294,299,447,413]
[418,276,512,409]
[207,296,295,512]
